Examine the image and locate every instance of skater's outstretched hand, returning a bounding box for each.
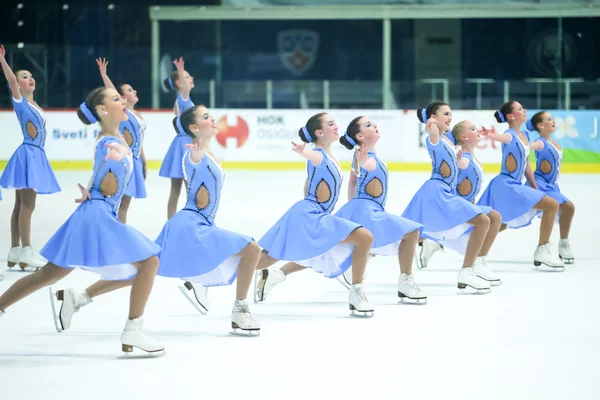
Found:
[355,144,377,173]
[0,44,6,60]
[185,139,205,164]
[104,142,128,162]
[96,58,108,75]
[456,146,469,169]
[173,57,185,71]
[291,141,323,166]
[0,45,20,100]
[75,183,91,203]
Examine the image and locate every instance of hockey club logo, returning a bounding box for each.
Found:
[215,115,250,148]
[277,29,319,77]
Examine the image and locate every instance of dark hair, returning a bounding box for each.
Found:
[494,100,517,123]
[340,116,363,150]
[77,87,107,125]
[526,111,546,132]
[116,83,129,96]
[298,112,327,143]
[163,70,180,91]
[172,105,201,138]
[416,101,449,123]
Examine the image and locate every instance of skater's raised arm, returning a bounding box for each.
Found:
[291,140,323,165]
[173,57,192,101]
[0,45,21,100]
[96,58,117,91]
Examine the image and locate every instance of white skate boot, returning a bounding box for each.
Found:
[336,267,352,290]
[231,299,260,336]
[349,283,374,317]
[558,239,574,264]
[534,243,564,270]
[179,281,210,314]
[20,246,47,271]
[416,240,443,269]
[457,267,491,293]
[7,246,23,270]
[255,268,285,302]
[49,287,92,332]
[120,316,165,354]
[473,256,501,286]
[397,273,427,304]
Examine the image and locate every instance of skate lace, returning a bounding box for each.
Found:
[406,276,420,291]
[560,242,571,251]
[355,287,368,303]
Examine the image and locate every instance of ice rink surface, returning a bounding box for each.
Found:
[0,170,598,400]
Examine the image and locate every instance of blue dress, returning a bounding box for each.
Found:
[401,135,485,254]
[455,151,493,215]
[259,148,360,278]
[159,94,194,179]
[120,109,147,198]
[156,151,253,286]
[0,97,61,194]
[40,136,161,280]
[478,129,543,228]
[335,151,422,255]
[526,137,568,204]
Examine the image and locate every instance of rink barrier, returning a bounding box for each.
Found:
[0,108,598,173]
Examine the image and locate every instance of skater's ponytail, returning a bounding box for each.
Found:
[417,101,448,123]
[340,116,362,150]
[77,87,106,125]
[526,111,546,133]
[299,112,327,143]
[494,101,517,123]
[163,70,180,91]
[172,105,200,138]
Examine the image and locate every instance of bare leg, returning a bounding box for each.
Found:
[118,195,133,224]
[341,228,374,284]
[167,178,183,220]
[0,263,72,311]
[479,210,501,256]
[281,262,307,275]
[533,196,559,245]
[18,189,37,247]
[463,214,490,267]
[86,278,135,298]
[398,229,419,275]
[10,190,21,247]
[559,201,575,239]
[128,256,159,320]
[235,242,262,300]
[256,250,280,271]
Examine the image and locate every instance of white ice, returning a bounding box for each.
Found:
[0,170,599,400]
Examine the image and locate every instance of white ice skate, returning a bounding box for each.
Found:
[416,240,443,269]
[255,268,285,303]
[121,316,165,355]
[397,273,427,304]
[230,299,260,336]
[20,246,47,271]
[349,283,374,317]
[336,267,352,290]
[6,246,23,270]
[179,281,210,315]
[534,243,564,270]
[558,239,574,264]
[473,256,501,286]
[457,267,491,293]
[49,287,92,333]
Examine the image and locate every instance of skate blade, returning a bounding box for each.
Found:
[398,294,428,305]
[255,270,268,303]
[252,271,261,303]
[456,284,491,295]
[229,328,260,337]
[414,254,424,270]
[48,287,64,333]
[533,261,565,272]
[119,344,166,359]
[178,285,208,315]
[350,310,374,318]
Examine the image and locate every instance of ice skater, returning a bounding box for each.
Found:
[524,111,575,264]
[159,56,195,219]
[253,113,375,317]
[96,57,148,224]
[402,102,498,292]
[333,116,427,302]
[0,44,61,271]
[477,101,563,270]
[0,87,163,354]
